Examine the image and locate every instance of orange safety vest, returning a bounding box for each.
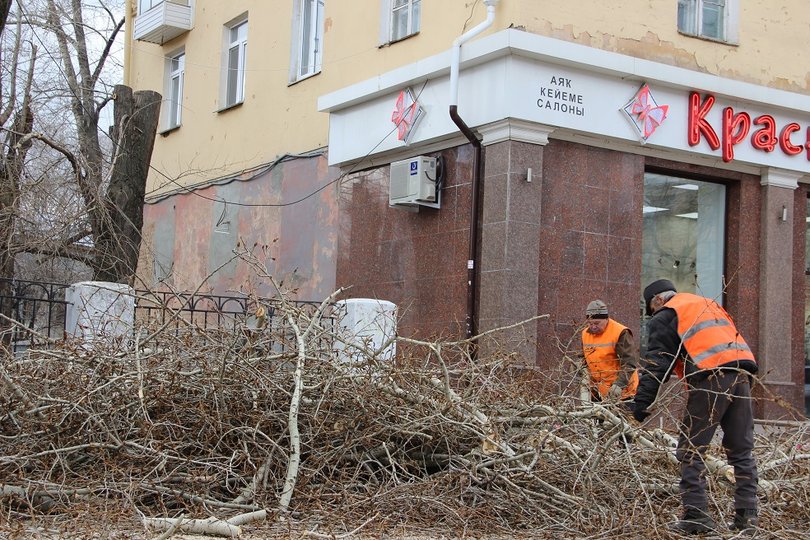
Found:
[581,318,639,399]
[664,293,756,370]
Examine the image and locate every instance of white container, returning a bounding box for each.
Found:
[334,298,397,364]
[65,281,135,349]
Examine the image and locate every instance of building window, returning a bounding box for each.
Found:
[167,51,184,129]
[677,0,738,43]
[641,173,726,306]
[225,19,248,108]
[380,0,420,45]
[138,0,163,14]
[291,0,324,82]
[138,0,192,14]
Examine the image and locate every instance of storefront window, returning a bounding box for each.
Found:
[640,174,725,355]
[642,172,726,305]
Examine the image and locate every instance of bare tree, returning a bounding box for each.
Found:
[0,0,37,338]
[0,0,161,288]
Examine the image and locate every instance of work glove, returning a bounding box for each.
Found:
[632,401,650,423]
[607,384,623,402]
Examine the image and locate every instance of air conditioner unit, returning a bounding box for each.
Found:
[389,156,437,208]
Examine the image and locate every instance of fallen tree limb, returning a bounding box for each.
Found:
[1,276,807,537]
[226,509,268,527]
[143,516,241,538]
[0,483,55,512]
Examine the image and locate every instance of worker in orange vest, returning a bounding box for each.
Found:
[633,279,759,535]
[581,299,639,404]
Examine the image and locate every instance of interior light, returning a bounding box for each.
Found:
[643,206,668,214]
[673,183,699,190]
[676,212,699,219]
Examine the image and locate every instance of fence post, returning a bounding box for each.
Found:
[65,281,135,349]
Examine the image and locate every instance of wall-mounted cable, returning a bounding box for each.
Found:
[145,80,431,209]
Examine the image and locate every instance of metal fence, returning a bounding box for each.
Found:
[0,278,70,352]
[134,289,337,353]
[0,278,334,354]
[135,289,256,331]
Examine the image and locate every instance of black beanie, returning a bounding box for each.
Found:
[643,278,677,316]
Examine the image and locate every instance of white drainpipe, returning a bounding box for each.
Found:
[448,0,500,341]
[450,0,500,107]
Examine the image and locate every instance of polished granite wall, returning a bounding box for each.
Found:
[335,146,475,339]
[530,140,645,369]
[334,138,804,417]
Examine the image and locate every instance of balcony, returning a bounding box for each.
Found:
[133,1,192,45]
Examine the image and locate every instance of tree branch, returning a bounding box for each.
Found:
[90,16,124,88]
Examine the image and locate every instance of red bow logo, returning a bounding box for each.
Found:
[622,84,669,142]
[391,88,423,142]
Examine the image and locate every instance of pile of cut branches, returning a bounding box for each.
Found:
[0,294,808,539]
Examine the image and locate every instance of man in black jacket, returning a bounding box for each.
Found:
[633,279,759,534]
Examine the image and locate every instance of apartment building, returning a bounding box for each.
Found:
[126,0,810,417]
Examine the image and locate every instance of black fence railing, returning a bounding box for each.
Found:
[0,278,335,354]
[134,290,254,331]
[134,290,336,353]
[0,278,71,352]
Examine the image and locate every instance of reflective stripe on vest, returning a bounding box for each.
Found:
[581,318,638,399]
[664,292,756,370]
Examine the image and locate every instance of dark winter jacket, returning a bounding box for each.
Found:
[633,306,759,416]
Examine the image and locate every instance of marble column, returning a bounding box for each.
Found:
[758,168,802,418]
[476,119,554,365]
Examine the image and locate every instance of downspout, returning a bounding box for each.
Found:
[449,0,499,340]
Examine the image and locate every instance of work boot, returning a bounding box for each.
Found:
[668,508,717,534]
[729,508,758,533]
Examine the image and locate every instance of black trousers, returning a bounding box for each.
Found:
[676,370,758,511]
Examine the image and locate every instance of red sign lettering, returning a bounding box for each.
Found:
[688,92,720,150]
[722,108,751,162]
[779,123,802,155]
[687,92,809,164]
[751,115,777,152]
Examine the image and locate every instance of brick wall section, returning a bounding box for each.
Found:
[139,154,338,301]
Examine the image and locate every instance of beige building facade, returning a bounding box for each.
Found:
[127,1,810,417]
[128,1,810,191]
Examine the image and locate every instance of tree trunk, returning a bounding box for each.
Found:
[93,85,161,284]
[0,0,16,335]
[0,0,11,37]
[0,104,33,345]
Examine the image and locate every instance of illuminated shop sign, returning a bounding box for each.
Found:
[324,53,810,174]
[688,91,810,163]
